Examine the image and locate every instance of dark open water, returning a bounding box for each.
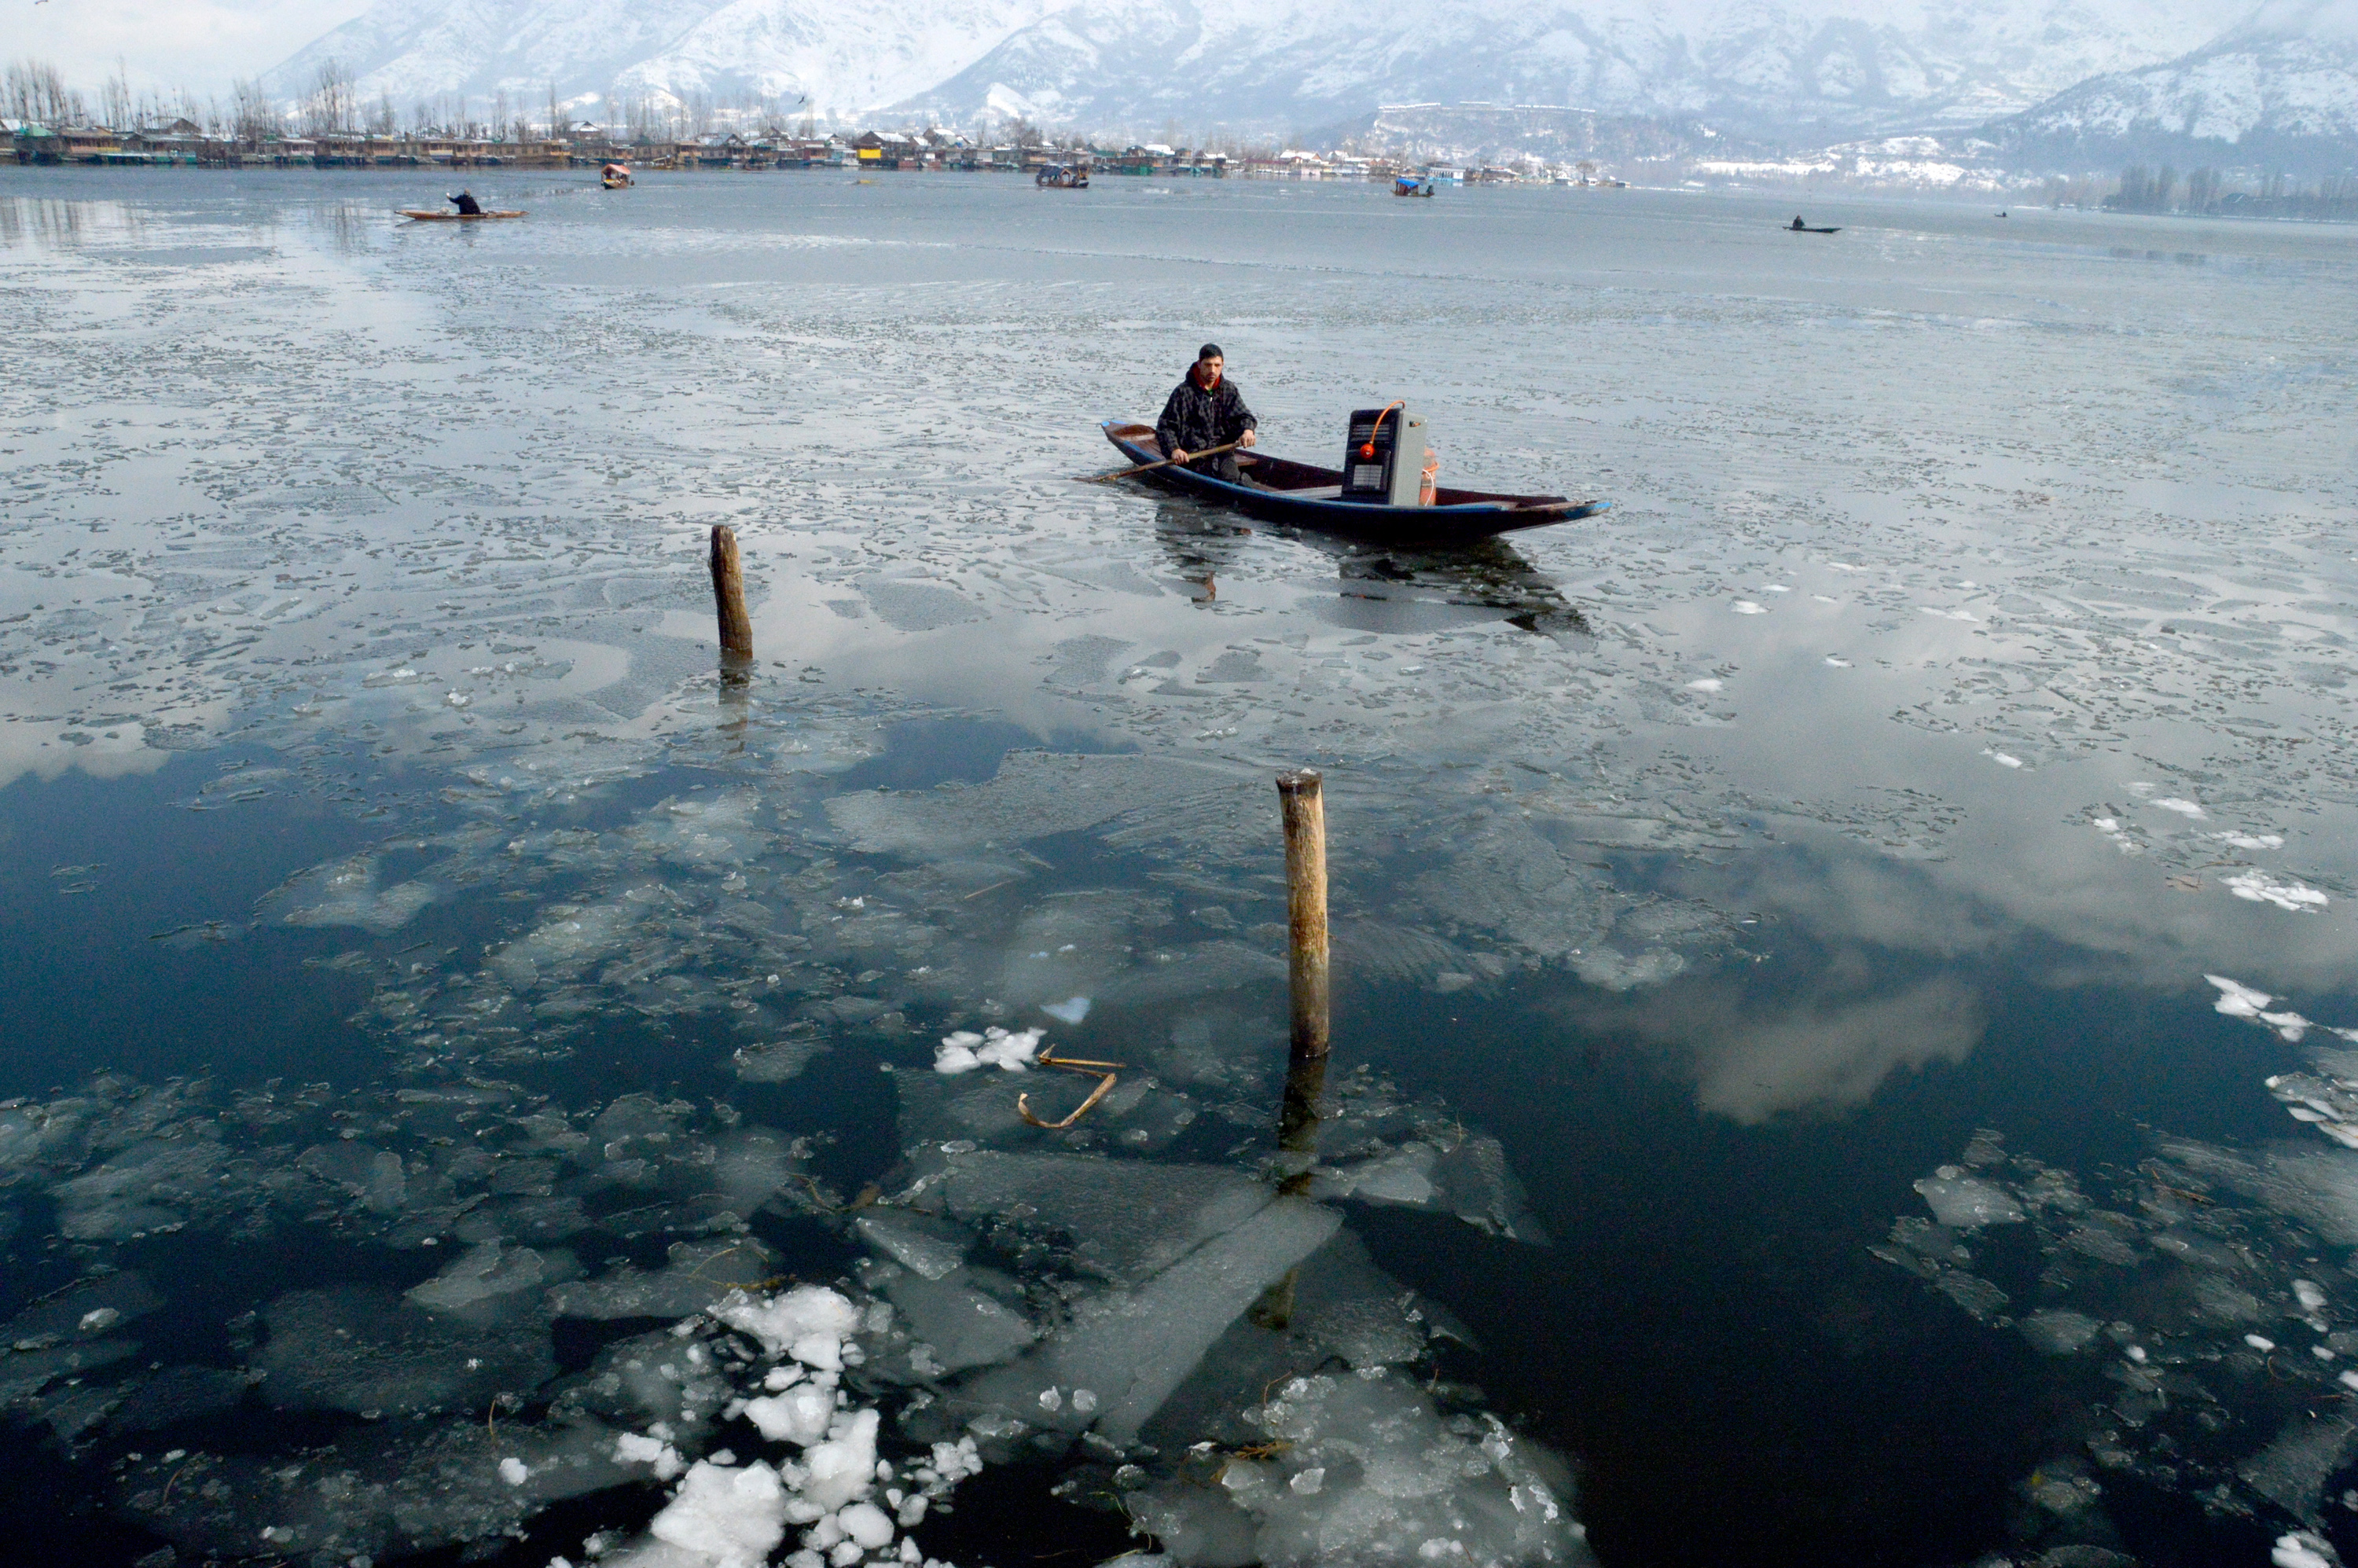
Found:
[3,166,2357,1568]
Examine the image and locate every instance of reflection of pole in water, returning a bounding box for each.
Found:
[709,523,754,688]
[1258,769,1331,1329]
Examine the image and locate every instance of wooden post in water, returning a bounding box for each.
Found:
[709,524,753,662]
[1271,768,1331,1222]
[1276,769,1330,1065]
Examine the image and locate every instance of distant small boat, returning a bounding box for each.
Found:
[1036,165,1089,189]
[601,163,633,189]
[1394,174,1434,197]
[399,209,526,220]
[1787,218,1840,233]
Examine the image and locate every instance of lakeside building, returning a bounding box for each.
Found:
[4,118,1616,185]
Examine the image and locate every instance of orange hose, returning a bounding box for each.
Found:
[1358,400,1405,461]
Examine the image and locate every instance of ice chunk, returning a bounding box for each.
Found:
[878,1267,1035,1373]
[933,1027,1043,1074]
[618,1430,688,1480]
[551,1239,782,1321]
[803,1408,880,1510]
[714,1285,863,1361]
[648,1460,788,1568]
[744,1384,836,1445]
[837,1500,894,1549]
[734,1037,830,1084]
[2275,1533,2342,1568]
[2,1270,161,1343]
[1136,1368,1592,1568]
[2225,871,2329,912]
[296,1141,408,1214]
[407,1242,549,1316]
[2242,1415,2358,1524]
[964,1198,1342,1445]
[254,1286,555,1416]
[2019,1309,2101,1356]
[2208,975,2272,1018]
[855,1211,967,1280]
[921,1151,1273,1285]
[1313,1148,1438,1207]
[1041,997,1092,1025]
[269,854,435,932]
[1914,1174,2026,1229]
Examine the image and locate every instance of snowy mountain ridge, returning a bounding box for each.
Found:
[268,0,2250,136]
[1988,0,2358,164]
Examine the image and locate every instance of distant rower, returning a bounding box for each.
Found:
[1156,344,1258,483]
[449,190,483,215]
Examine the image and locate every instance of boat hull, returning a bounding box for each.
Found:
[1100,422,1605,541]
[398,210,527,220]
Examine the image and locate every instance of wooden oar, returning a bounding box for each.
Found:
[1075,440,1242,483]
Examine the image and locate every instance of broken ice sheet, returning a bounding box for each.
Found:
[262,850,437,931]
[1128,1368,1592,1568]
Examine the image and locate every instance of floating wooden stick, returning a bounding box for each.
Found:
[709,523,752,659]
[1016,1048,1126,1130]
[1276,769,1330,1065]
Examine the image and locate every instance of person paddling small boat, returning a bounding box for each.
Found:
[450,190,483,215]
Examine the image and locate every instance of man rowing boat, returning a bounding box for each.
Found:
[1156,343,1258,483]
[449,190,483,215]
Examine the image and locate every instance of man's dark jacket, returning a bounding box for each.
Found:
[1156,374,1257,480]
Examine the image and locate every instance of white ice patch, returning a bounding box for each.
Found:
[2224,871,2328,912]
[499,1456,529,1486]
[1824,655,1851,667]
[1919,607,1978,622]
[2208,975,2272,1018]
[714,1285,863,1361]
[1684,678,1724,693]
[801,1408,880,1511]
[1914,1173,2026,1229]
[2274,1533,2341,1568]
[744,1385,836,1446]
[2213,831,2286,850]
[1730,600,1767,615]
[616,1431,686,1480]
[932,1027,1044,1074]
[1982,750,2022,769]
[2150,797,2207,819]
[648,1460,788,1568]
[1040,997,1091,1025]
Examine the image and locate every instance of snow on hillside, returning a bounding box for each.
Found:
[1991,0,2358,167]
[263,0,1061,116]
[893,0,2242,136]
[265,0,2250,137]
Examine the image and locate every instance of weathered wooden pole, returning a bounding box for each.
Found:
[1276,768,1329,1065]
[709,524,753,661]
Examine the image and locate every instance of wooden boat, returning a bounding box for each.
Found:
[1393,176,1434,197]
[398,209,527,220]
[1786,221,1841,233]
[601,164,633,189]
[1035,165,1089,189]
[1100,421,1607,539]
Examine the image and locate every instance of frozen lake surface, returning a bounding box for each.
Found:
[3,166,2358,1568]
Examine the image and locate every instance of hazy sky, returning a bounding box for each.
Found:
[13,0,373,97]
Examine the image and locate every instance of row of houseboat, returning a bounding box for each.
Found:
[2,119,1624,187]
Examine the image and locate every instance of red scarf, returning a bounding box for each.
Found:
[1192,365,1221,391]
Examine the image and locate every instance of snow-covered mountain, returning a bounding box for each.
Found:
[894,0,2242,137]
[263,0,1063,119]
[1988,0,2358,168]
[267,0,2252,136]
